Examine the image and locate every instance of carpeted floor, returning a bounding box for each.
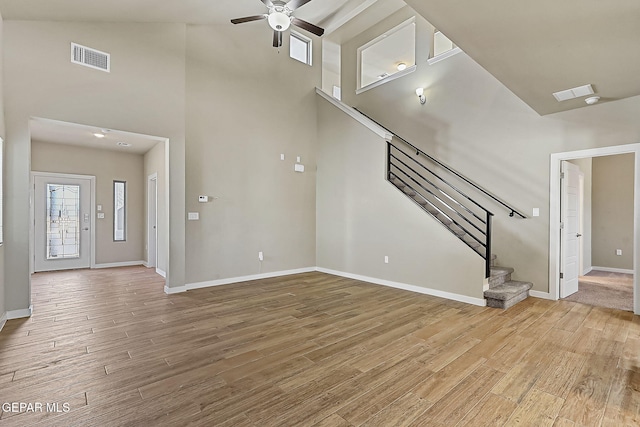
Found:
[563,270,633,311]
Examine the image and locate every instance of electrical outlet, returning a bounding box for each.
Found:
[616,249,622,256]
[258,251,264,261]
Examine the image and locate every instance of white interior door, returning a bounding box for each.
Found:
[34,174,92,272]
[148,175,157,268]
[561,161,581,298]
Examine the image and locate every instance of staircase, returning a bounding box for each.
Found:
[485,265,533,310]
[390,174,533,309]
[351,108,531,309]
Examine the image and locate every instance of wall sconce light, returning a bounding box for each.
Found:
[415,87,426,105]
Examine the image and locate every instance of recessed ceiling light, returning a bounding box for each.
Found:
[93,133,105,138]
[117,142,131,147]
[397,63,407,71]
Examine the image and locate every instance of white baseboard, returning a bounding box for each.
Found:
[0,312,7,332]
[156,268,166,278]
[169,266,488,307]
[529,290,554,300]
[185,267,317,292]
[582,266,593,276]
[7,305,33,320]
[591,266,634,275]
[164,284,187,294]
[93,261,146,269]
[316,267,487,307]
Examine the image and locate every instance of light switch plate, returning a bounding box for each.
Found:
[97,213,105,219]
[532,208,539,217]
[294,164,305,173]
[188,212,199,220]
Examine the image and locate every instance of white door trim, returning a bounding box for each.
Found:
[147,173,158,269]
[30,171,97,273]
[549,143,640,314]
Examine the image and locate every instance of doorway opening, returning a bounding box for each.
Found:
[549,144,639,314]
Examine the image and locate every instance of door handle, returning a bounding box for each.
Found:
[83,227,89,231]
[576,233,582,237]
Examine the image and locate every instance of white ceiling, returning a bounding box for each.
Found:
[405,0,640,115]
[0,0,358,26]
[30,118,165,155]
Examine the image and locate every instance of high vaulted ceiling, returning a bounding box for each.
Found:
[405,0,640,115]
[1,0,638,116]
[0,0,368,30]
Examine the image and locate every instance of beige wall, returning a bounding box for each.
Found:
[143,141,167,273]
[0,11,5,320]
[317,97,484,298]
[183,24,320,284]
[31,141,145,264]
[592,154,634,270]
[4,21,186,312]
[339,6,640,293]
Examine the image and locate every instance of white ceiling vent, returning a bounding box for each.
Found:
[71,43,110,72]
[552,84,594,102]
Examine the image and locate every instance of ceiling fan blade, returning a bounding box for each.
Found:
[286,0,313,11]
[231,15,267,24]
[291,17,324,36]
[260,0,274,6]
[273,30,283,48]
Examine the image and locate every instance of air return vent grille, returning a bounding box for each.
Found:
[71,43,110,72]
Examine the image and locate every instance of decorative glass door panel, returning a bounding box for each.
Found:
[34,174,92,272]
[46,184,81,259]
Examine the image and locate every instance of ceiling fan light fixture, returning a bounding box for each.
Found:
[268,11,291,32]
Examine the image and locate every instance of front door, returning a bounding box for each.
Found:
[560,161,581,298]
[34,174,92,272]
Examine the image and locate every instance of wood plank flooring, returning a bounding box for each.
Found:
[0,267,639,426]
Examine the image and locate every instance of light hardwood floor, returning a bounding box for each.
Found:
[1,267,639,426]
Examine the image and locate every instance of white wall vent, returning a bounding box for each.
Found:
[71,43,110,72]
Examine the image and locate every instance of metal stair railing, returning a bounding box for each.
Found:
[387,141,494,278]
[350,108,526,278]
[355,108,527,219]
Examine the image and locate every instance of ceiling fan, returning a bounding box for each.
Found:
[231,0,325,48]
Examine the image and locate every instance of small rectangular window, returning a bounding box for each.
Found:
[114,181,126,241]
[290,32,312,65]
[428,29,461,64]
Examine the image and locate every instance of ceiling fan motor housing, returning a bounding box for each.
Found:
[268,11,291,31]
[268,1,292,31]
